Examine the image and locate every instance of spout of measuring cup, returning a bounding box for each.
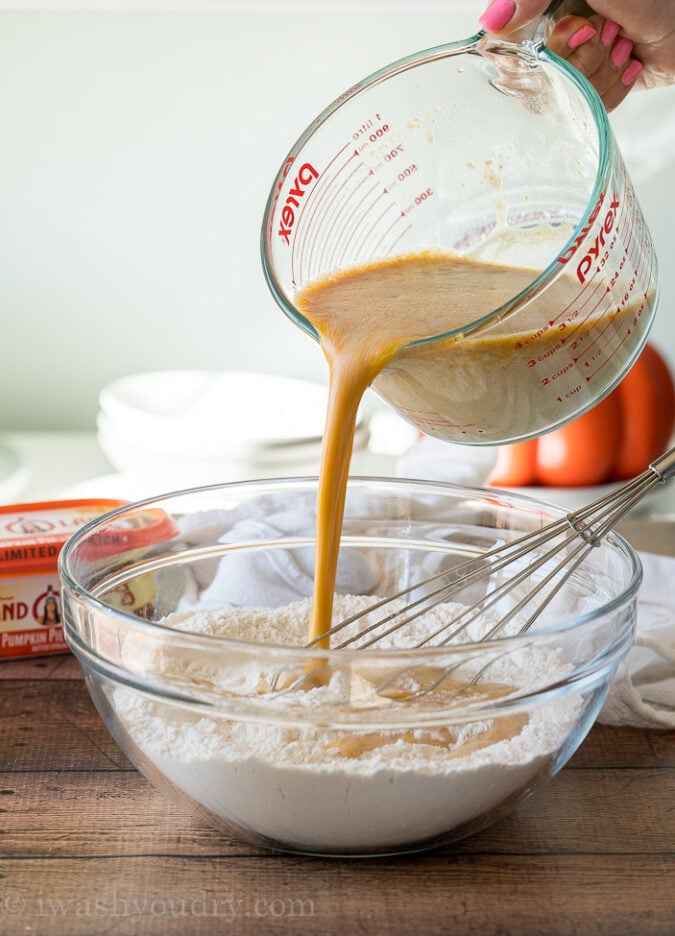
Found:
[474,0,598,111]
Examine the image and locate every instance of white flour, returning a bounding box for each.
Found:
[113,595,583,853]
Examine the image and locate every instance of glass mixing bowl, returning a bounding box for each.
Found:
[59,478,640,857]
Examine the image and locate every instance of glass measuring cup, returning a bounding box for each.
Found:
[261,10,659,445]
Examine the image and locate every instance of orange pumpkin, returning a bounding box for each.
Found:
[489,342,675,489]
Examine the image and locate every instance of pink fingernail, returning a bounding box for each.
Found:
[621,59,644,87]
[568,25,597,50]
[600,19,621,48]
[479,0,516,32]
[611,36,633,68]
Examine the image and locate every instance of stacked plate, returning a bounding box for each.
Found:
[97,371,370,488]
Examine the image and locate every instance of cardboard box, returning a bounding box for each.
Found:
[0,499,126,659]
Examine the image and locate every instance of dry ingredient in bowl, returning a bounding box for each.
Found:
[114,594,582,853]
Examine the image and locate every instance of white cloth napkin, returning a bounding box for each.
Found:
[397,436,497,486]
[599,552,675,729]
[174,495,380,612]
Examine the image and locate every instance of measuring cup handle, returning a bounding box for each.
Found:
[502,0,595,47]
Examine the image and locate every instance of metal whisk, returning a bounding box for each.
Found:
[273,447,674,698]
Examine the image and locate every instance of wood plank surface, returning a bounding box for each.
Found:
[0,855,673,936]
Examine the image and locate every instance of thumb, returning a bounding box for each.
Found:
[479,1,596,37]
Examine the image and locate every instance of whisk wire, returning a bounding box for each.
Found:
[325,517,582,651]
[270,448,674,699]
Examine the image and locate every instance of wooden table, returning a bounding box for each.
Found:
[1,522,673,936]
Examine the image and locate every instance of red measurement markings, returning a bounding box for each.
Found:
[628,242,656,318]
[414,187,433,206]
[520,271,605,359]
[578,312,619,363]
[578,258,646,378]
[644,245,657,297]
[386,220,414,256]
[332,178,384,269]
[562,277,611,352]
[289,142,351,285]
[394,163,418,186]
[309,162,372,277]
[370,212,412,259]
[575,263,649,383]
[628,231,646,276]
[452,220,498,252]
[384,162,418,194]
[383,143,404,163]
[622,207,639,268]
[351,115,376,140]
[546,273,598,328]
[522,269,619,365]
[567,326,593,356]
[540,254,602,334]
[565,285,622,361]
[583,320,638,383]
[354,121,391,156]
[558,191,621,283]
[353,200,400,261]
[631,247,648,303]
[340,188,396,267]
[322,174,380,273]
[345,161,427,262]
[617,195,634,243]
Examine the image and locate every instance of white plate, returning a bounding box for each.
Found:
[98,371,346,454]
[61,473,173,502]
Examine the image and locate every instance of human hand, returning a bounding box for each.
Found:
[478,0,675,111]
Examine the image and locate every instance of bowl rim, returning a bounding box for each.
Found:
[58,475,643,660]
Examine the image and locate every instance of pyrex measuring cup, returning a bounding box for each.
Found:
[261,8,659,444]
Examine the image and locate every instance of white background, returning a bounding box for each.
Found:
[1,0,673,430]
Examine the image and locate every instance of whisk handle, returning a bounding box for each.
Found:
[650,447,675,482]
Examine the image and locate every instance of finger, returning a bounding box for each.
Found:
[580,32,636,109]
[548,15,615,94]
[603,58,644,110]
[548,15,605,73]
[580,30,641,111]
[546,15,641,111]
[583,20,627,97]
[479,0,548,35]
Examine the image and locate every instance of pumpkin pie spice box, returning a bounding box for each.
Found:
[0,499,125,660]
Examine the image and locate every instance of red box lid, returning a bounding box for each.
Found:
[0,499,127,576]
